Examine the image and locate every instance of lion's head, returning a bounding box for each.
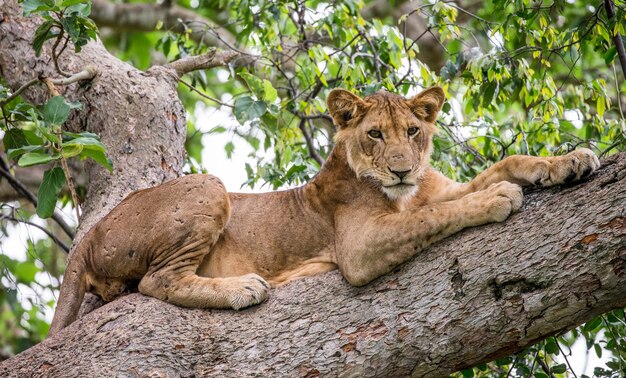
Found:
[327,87,445,200]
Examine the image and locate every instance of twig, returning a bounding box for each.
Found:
[51,33,71,78]
[555,337,578,378]
[505,354,521,377]
[42,78,81,222]
[1,66,98,107]
[0,214,69,253]
[602,314,625,372]
[57,129,81,222]
[178,79,233,108]
[0,156,75,240]
[529,349,540,376]
[537,355,556,378]
[605,0,626,81]
[360,30,381,82]
[42,77,60,97]
[298,118,325,166]
[614,63,625,119]
[0,78,40,106]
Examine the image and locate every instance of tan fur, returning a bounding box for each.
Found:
[49,87,600,336]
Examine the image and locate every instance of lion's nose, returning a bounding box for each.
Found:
[390,169,411,179]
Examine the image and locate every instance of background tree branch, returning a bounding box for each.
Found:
[1,152,624,377]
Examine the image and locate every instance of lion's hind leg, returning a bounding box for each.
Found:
[137,174,270,310]
[139,269,269,310]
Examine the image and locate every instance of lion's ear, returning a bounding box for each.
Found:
[407,86,446,123]
[327,88,367,128]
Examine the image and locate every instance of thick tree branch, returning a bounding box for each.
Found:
[1,153,625,377]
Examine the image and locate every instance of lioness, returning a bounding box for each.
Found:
[49,87,600,335]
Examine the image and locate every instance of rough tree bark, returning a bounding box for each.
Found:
[1,1,626,377]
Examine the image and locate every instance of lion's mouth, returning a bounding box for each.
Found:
[384,183,415,188]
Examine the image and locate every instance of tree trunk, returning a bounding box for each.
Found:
[0,153,624,377]
[2,1,626,376]
[0,0,186,237]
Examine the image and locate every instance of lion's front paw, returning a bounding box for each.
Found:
[226,273,270,310]
[484,182,523,223]
[546,148,600,186]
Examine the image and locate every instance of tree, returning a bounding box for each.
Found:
[0,0,625,376]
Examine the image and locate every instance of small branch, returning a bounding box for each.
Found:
[0,156,75,240]
[536,355,556,378]
[56,129,81,222]
[165,50,239,78]
[0,214,70,253]
[0,78,40,106]
[50,66,99,86]
[42,77,60,97]
[1,67,98,106]
[555,338,578,378]
[178,79,233,108]
[360,30,381,82]
[298,118,325,166]
[51,33,71,78]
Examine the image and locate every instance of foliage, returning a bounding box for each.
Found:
[1,0,625,374]
[0,204,64,358]
[21,0,97,56]
[453,308,626,377]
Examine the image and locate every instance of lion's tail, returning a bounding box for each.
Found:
[48,245,88,337]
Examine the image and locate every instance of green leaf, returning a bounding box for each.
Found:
[43,96,73,126]
[79,149,112,171]
[594,343,602,358]
[22,130,43,146]
[32,20,57,57]
[60,0,88,10]
[551,363,567,374]
[482,81,498,107]
[262,80,278,103]
[3,129,29,150]
[207,126,226,134]
[18,152,58,167]
[597,96,606,117]
[233,95,267,123]
[604,46,617,64]
[36,167,66,219]
[224,141,235,158]
[545,339,559,354]
[63,136,106,152]
[21,0,54,16]
[7,145,42,160]
[59,14,93,51]
[14,261,39,283]
[61,143,83,158]
[239,72,265,98]
[583,316,602,332]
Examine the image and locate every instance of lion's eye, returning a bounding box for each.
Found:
[368,129,383,139]
[407,127,419,137]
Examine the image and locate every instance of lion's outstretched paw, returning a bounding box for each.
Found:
[548,148,600,185]
[227,273,270,310]
[484,182,523,223]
